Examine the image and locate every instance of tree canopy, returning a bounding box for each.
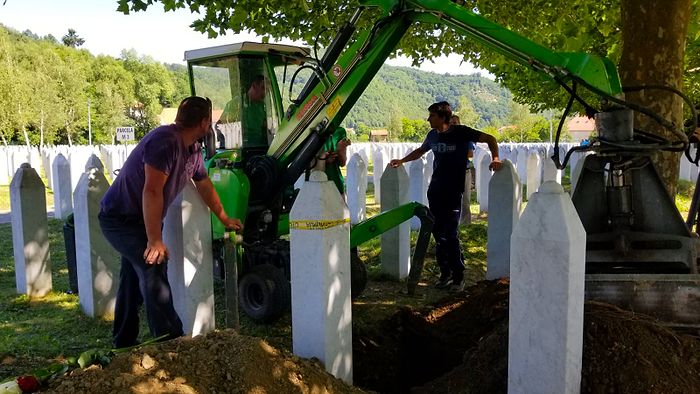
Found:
[116,0,699,111]
[117,0,698,192]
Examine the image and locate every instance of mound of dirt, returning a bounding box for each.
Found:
[42,330,364,394]
[37,279,700,393]
[354,279,700,393]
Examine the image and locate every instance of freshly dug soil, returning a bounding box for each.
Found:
[355,279,700,394]
[40,279,700,393]
[42,330,364,394]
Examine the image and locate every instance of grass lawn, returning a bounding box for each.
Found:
[0,185,54,212]
[0,219,113,379]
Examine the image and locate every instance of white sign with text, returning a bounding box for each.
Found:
[116,127,135,142]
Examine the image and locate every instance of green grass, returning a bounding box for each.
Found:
[0,186,9,211]
[0,219,114,380]
[676,179,695,217]
[0,185,55,212]
[0,220,294,381]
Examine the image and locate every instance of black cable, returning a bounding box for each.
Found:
[282,62,289,102]
[558,145,593,172]
[551,80,578,169]
[623,85,698,164]
[575,78,688,147]
[552,75,599,116]
[289,64,325,104]
[313,28,329,67]
[623,85,698,132]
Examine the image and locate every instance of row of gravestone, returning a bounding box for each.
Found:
[9,150,593,390]
[287,160,589,388]
[1,140,697,193]
[5,141,697,227]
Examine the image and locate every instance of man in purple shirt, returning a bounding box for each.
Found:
[99,96,242,349]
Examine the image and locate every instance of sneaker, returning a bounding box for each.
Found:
[449,279,465,292]
[435,276,453,289]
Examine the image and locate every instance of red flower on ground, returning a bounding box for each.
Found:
[16,375,40,393]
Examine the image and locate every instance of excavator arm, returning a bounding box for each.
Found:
[268,0,623,191]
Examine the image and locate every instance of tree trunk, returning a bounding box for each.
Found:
[18,103,30,148]
[619,0,691,197]
[22,125,30,148]
[40,109,44,149]
[66,120,73,147]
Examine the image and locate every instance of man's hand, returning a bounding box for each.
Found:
[489,159,503,171]
[326,151,338,164]
[389,159,403,168]
[337,138,351,149]
[144,240,168,265]
[221,217,243,232]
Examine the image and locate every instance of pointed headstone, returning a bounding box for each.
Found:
[84,153,105,172]
[477,153,492,212]
[163,181,215,337]
[74,168,120,318]
[508,181,585,393]
[346,153,367,224]
[380,165,410,279]
[526,150,542,199]
[10,163,51,297]
[290,170,353,384]
[486,160,521,279]
[409,157,428,229]
[52,154,73,219]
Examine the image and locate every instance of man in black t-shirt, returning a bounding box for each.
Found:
[390,101,502,291]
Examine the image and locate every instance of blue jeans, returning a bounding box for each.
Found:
[428,187,465,283]
[98,211,183,348]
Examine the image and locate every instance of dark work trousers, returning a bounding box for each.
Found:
[98,211,183,348]
[427,187,465,282]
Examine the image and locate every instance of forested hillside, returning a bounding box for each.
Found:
[0,24,514,146]
[345,66,511,129]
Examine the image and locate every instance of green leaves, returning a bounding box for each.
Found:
[77,349,114,368]
[113,0,699,111]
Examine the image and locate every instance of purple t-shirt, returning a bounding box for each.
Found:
[101,124,208,219]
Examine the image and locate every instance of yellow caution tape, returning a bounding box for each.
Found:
[289,218,350,230]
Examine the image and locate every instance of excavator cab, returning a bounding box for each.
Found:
[185,42,312,242]
[185,42,309,164]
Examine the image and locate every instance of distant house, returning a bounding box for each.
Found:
[497,125,517,134]
[158,108,178,125]
[158,107,223,125]
[568,115,596,142]
[369,129,389,142]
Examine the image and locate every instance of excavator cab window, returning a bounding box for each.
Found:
[190,55,277,151]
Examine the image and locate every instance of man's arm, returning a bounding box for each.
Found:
[336,138,351,167]
[477,133,503,171]
[390,147,428,168]
[194,177,243,231]
[143,164,168,264]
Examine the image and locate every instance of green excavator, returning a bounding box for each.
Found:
[182,0,699,325]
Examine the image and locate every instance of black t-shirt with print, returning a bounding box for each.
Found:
[420,125,481,194]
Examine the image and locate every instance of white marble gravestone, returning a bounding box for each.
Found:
[508,181,585,394]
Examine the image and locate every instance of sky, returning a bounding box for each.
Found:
[0,0,487,75]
